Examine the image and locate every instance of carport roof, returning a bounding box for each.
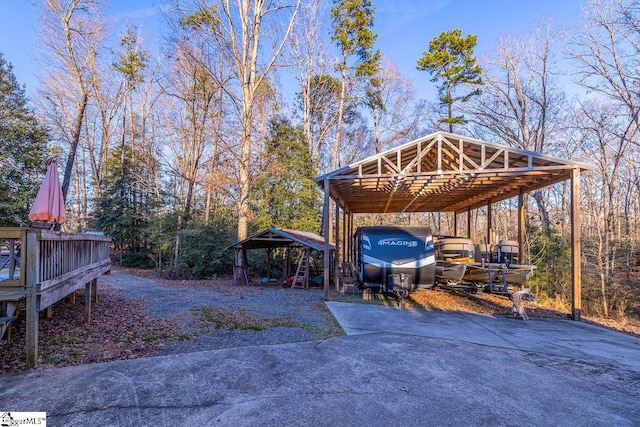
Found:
[315,131,595,214]
[227,228,335,252]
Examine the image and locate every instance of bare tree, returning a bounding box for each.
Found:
[164,40,220,228]
[288,0,333,172]
[216,0,299,249]
[568,0,640,135]
[371,56,432,153]
[574,101,636,316]
[331,0,380,169]
[566,0,640,317]
[38,0,103,206]
[87,51,122,202]
[167,0,300,281]
[466,21,566,230]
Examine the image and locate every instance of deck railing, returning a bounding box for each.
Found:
[0,227,111,367]
[0,228,25,288]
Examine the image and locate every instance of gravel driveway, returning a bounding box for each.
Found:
[98,270,343,357]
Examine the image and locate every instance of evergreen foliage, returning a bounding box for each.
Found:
[330,0,381,168]
[173,218,236,278]
[331,0,380,78]
[0,53,48,226]
[113,27,150,89]
[252,117,321,233]
[527,226,571,301]
[417,29,483,132]
[144,211,236,279]
[93,144,160,262]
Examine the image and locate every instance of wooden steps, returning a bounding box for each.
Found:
[0,299,20,344]
[0,315,19,344]
[0,289,26,301]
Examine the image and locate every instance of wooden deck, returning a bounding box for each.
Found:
[0,227,111,367]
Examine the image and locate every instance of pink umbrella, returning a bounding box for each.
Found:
[29,161,66,225]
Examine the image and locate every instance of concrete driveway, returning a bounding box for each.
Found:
[1,302,639,426]
[327,301,640,371]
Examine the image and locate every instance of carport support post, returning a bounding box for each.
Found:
[341,208,345,265]
[518,191,525,264]
[571,168,582,320]
[335,201,340,290]
[453,213,458,236]
[348,212,354,264]
[323,178,331,299]
[487,202,493,244]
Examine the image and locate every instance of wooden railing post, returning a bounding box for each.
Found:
[84,279,93,324]
[25,230,40,368]
[91,277,98,304]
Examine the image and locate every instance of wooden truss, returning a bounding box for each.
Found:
[316,131,592,214]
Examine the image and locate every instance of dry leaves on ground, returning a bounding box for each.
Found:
[0,285,175,374]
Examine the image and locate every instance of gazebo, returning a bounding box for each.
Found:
[315,131,595,320]
[227,228,335,288]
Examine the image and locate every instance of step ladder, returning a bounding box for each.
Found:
[291,249,309,289]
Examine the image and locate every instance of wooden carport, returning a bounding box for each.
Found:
[315,131,595,320]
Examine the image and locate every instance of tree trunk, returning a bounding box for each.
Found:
[600,256,610,317]
[333,65,348,170]
[532,190,551,231]
[234,91,253,282]
[61,92,89,201]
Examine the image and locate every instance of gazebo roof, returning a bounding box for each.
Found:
[227,227,335,252]
[315,131,595,214]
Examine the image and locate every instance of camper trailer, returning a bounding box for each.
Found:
[354,226,436,293]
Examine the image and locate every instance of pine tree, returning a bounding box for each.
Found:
[0,53,48,226]
[93,144,160,265]
[331,0,381,168]
[253,117,321,233]
[417,29,483,132]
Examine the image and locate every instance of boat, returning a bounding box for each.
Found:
[435,260,467,286]
[434,236,536,292]
[432,237,474,288]
[463,262,536,292]
[495,240,519,264]
[434,237,475,263]
[432,260,468,292]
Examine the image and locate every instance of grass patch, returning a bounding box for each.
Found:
[43,336,81,346]
[190,306,300,331]
[177,333,192,341]
[47,354,64,364]
[236,323,264,331]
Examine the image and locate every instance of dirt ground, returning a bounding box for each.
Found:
[1,267,638,374]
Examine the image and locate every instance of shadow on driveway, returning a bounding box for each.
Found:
[2,300,639,426]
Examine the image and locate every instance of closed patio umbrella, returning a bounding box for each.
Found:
[29,161,66,225]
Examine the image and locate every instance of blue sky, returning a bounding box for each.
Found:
[376,0,584,95]
[1,0,585,102]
